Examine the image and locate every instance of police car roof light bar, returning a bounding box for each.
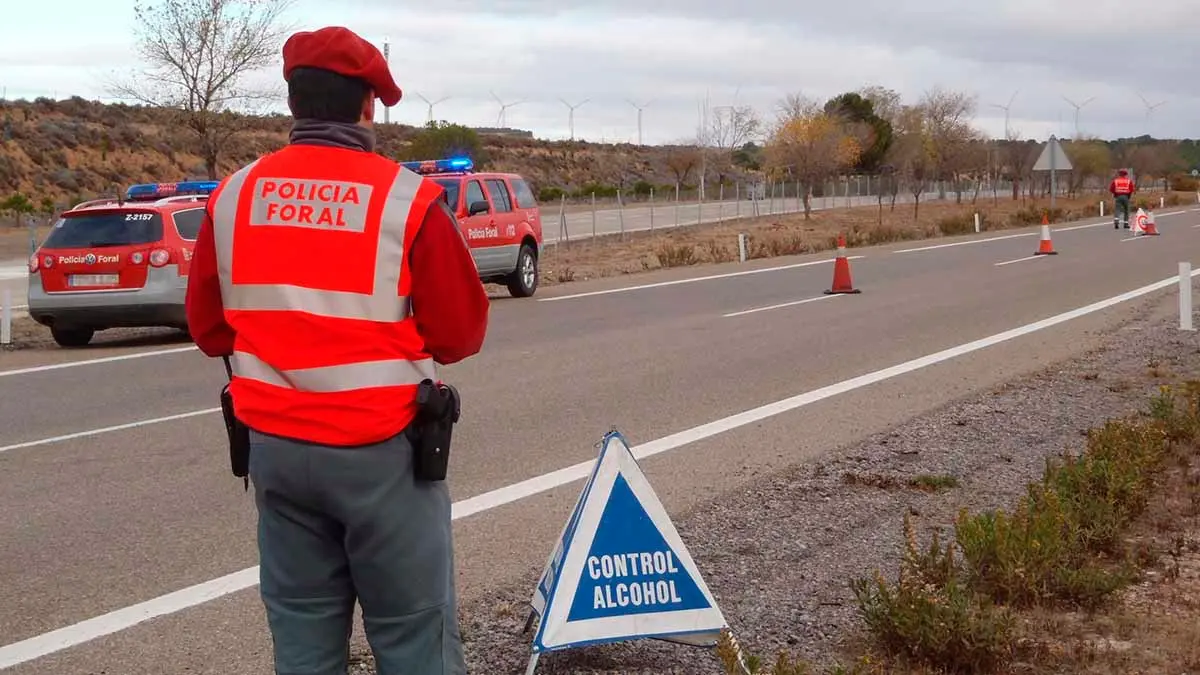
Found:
[126,180,220,202]
[400,157,474,175]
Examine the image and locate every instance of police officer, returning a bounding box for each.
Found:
[1109,168,1136,229]
[184,25,490,675]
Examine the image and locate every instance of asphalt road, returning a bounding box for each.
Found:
[544,191,966,243]
[3,207,1200,673]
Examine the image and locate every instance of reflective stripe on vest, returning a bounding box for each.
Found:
[231,350,436,392]
[209,160,424,323]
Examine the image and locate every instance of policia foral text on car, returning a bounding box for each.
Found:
[184,25,490,675]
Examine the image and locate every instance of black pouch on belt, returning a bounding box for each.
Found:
[410,379,461,482]
[220,356,251,489]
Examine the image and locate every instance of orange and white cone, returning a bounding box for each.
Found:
[1132,208,1147,235]
[1034,224,1057,255]
[1144,210,1160,236]
[825,234,861,294]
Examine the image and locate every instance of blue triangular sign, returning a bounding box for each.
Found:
[528,430,727,656]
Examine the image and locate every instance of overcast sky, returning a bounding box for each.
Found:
[2,0,1196,145]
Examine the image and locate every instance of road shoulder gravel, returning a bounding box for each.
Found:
[363,289,1199,674]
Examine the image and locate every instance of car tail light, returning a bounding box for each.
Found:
[28,254,38,273]
[149,248,171,267]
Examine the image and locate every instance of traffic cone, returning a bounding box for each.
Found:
[1132,208,1147,235]
[825,234,861,294]
[1034,224,1057,255]
[1144,210,1160,236]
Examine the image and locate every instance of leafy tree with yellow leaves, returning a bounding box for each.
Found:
[765,94,861,219]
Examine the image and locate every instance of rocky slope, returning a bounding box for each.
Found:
[0,96,702,208]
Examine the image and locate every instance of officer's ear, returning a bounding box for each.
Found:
[360,91,375,127]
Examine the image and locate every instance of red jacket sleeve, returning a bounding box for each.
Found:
[185,204,236,357]
[408,199,490,365]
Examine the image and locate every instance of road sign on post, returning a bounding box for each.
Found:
[523,429,729,674]
[1032,135,1073,210]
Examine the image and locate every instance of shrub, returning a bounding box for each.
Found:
[655,242,697,267]
[850,516,1015,673]
[703,240,736,263]
[935,213,973,236]
[1169,173,1198,192]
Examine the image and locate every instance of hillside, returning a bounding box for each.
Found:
[0,96,704,210]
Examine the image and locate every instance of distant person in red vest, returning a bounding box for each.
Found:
[1109,168,1136,229]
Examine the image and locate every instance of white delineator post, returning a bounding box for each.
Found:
[973,213,981,233]
[1180,262,1194,331]
[737,233,747,263]
[1100,201,1105,217]
[1,288,11,346]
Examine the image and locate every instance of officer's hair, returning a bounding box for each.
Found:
[287,66,371,124]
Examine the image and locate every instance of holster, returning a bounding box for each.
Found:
[219,356,251,490]
[407,378,461,482]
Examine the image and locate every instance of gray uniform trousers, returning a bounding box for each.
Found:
[247,426,466,675]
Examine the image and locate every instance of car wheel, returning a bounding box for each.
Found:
[50,326,95,348]
[505,243,539,298]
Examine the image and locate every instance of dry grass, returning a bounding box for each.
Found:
[539,191,1194,287]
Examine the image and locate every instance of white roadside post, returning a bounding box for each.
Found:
[974,213,981,233]
[1180,262,1194,331]
[1,288,11,346]
[738,233,747,263]
[1100,201,1105,217]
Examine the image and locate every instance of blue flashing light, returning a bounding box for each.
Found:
[401,157,474,175]
[125,180,220,201]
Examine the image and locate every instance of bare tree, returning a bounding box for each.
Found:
[890,104,935,218]
[695,95,761,197]
[918,87,980,202]
[855,85,903,128]
[663,142,701,186]
[109,0,294,179]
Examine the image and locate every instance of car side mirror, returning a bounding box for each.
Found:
[468,200,490,216]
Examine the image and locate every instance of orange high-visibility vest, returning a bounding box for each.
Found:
[208,144,442,446]
[1112,177,1134,195]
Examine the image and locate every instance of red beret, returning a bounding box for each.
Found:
[282,26,402,107]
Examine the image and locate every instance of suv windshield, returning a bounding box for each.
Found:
[41,211,165,248]
[433,179,461,211]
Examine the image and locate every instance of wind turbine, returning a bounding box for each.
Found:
[413,93,451,125]
[491,91,525,128]
[1061,94,1095,137]
[989,89,1019,137]
[626,99,652,145]
[559,98,589,141]
[1137,93,1166,134]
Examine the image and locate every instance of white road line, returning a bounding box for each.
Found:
[538,256,864,302]
[3,263,1199,669]
[893,231,1034,254]
[994,254,1049,267]
[893,210,1193,255]
[0,346,199,378]
[1121,235,1154,243]
[0,408,220,455]
[1053,221,1110,233]
[723,294,842,318]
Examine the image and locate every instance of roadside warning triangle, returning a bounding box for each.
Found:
[1032,135,1073,172]
[527,430,727,660]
